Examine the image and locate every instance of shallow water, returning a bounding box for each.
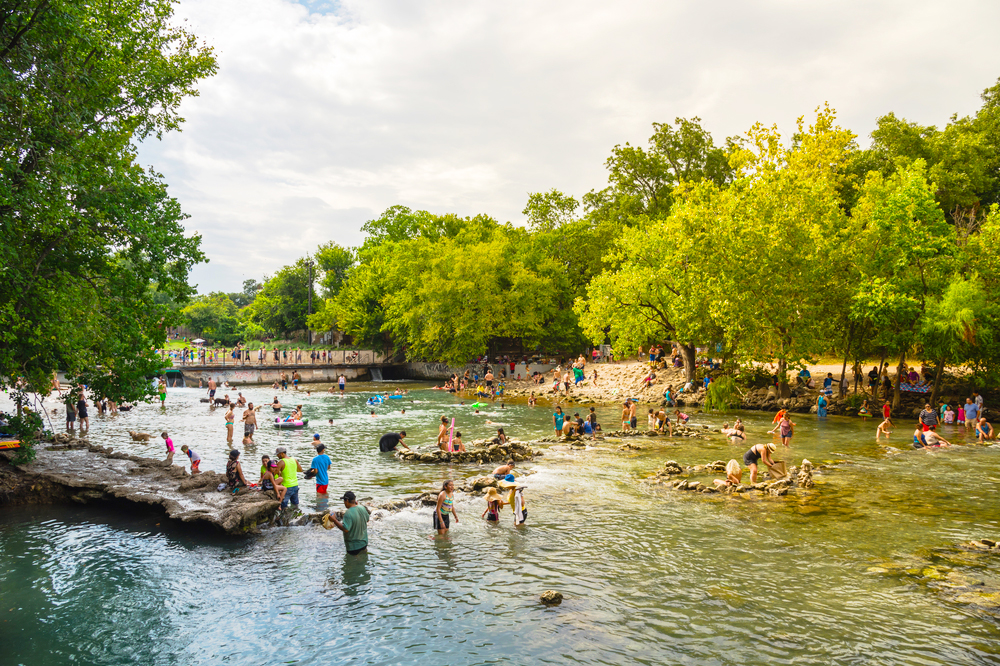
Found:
[2,384,999,665]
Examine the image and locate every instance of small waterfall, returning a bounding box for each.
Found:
[370,368,383,382]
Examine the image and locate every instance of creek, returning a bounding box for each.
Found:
[1,382,999,665]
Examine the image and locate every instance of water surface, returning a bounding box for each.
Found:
[2,384,999,665]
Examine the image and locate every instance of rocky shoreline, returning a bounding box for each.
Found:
[642,458,820,497]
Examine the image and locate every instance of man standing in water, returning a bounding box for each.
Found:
[310,443,331,495]
[208,376,217,401]
[338,374,346,395]
[242,403,257,443]
[324,491,370,556]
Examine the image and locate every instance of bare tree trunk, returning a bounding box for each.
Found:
[892,352,905,410]
[930,357,945,409]
[681,343,696,383]
[839,352,849,400]
[778,358,790,398]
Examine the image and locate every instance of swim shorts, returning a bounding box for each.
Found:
[433,512,450,530]
[316,484,328,494]
[209,389,216,397]
[190,460,200,472]
[244,423,255,436]
[630,417,637,429]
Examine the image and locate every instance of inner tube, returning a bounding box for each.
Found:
[387,395,403,399]
[274,418,309,429]
[367,396,384,406]
[471,402,487,408]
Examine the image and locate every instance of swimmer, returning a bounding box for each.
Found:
[876,418,893,440]
[492,460,515,480]
[434,480,458,535]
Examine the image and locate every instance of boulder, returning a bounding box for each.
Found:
[540,590,563,605]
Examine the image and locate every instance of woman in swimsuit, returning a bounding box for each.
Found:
[435,480,459,535]
[436,416,450,450]
[778,414,794,446]
[743,442,776,484]
[224,405,235,443]
[226,449,249,490]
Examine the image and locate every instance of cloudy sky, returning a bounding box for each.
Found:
[138,0,1000,293]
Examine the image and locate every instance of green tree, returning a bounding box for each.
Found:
[847,161,956,407]
[182,294,240,344]
[243,259,314,337]
[0,0,215,420]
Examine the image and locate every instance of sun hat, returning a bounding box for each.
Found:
[485,487,502,502]
[497,479,517,490]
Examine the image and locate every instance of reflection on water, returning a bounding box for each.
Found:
[1,384,999,664]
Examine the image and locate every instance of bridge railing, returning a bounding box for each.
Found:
[159,349,385,368]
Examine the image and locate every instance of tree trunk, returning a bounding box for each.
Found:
[853,357,860,395]
[892,352,905,410]
[930,357,946,409]
[681,343,696,383]
[777,358,790,398]
[839,352,849,399]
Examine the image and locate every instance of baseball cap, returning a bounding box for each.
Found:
[313,433,320,439]
[275,446,287,455]
[316,443,325,452]
[340,491,356,501]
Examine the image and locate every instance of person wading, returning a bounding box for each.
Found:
[324,491,371,556]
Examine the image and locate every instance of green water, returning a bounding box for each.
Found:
[1,383,999,665]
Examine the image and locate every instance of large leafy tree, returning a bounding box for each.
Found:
[242,259,315,337]
[0,1,215,408]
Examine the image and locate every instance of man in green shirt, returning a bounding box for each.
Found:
[325,491,370,555]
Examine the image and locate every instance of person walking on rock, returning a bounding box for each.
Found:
[324,491,370,556]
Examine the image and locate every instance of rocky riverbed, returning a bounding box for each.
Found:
[642,458,821,497]
[866,539,1000,614]
[394,438,539,464]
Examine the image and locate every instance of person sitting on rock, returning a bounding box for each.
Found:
[673,410,690,424]
[492,461,515,480]
[714,459,743,489]
[922,429,951,448]
[496,428,507,445]
[226,449,249,491]
[453,431,466,452]
[260,460,286,504]
[976,417,994,442]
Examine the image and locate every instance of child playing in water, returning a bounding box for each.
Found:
[858,399,870,420]
[674,410,689,424]
[944,405,955,424]
[876,418,893,440]
[161,431,174,463]
[260,460,286,503]
[181,445,200,473]
[482,487,504,522]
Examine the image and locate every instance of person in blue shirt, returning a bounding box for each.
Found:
[823,373,834,394]
[310,442,332,495]
[817,394,828,418]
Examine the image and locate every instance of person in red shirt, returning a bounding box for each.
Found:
[882,402,891,419]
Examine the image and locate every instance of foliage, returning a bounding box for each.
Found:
[241,259,315,336]
[0,390,44,463]
[181,294,241,344]
[0,0,215,398]
[704,376,741,412]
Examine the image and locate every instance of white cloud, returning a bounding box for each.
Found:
[138,0,1000,292]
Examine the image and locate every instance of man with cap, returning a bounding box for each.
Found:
[275,446,303,509]
[378,430,410,453]
[310,442,332,495]
[323,491,370,556]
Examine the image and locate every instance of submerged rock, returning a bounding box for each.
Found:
[540,590,563,605]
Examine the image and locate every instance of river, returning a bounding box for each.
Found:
[1,382,999,665]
